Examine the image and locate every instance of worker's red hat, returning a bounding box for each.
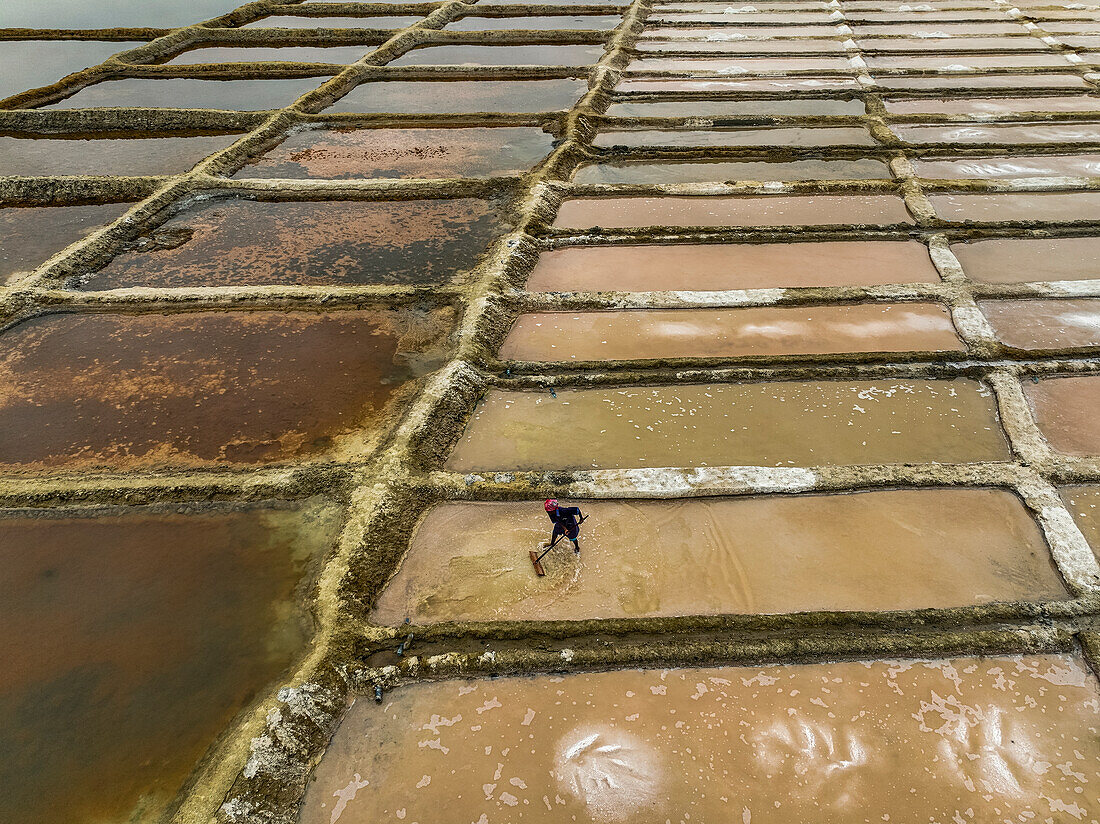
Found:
[544,499,559,511]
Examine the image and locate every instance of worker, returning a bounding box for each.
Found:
[542,499,584,555]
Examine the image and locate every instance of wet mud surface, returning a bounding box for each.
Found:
[235,127,555,180]
[80,197,502,288]
[323,79,589,113]
[0,309,451,470]
[500,304,962,361]
[0,499,341,824]
[0,202,133,283]
[0,133,241,177]
[300,655,1100,824]
[526,241,942,291]
[445,380,1009,471]
[373,491,1064,623]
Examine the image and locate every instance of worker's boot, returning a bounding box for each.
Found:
[572,541,580,555]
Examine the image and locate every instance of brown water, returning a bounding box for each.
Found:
[573,158,889,183]
[951,237,1100,283]
[884,95,1100,114]
[234,127,554,179]
[914,154,1100,179]
[0,202,132,283]
[897,122,1100,144]
[244,15,423,28]
[299,654,1100,824]
[444,379,1009,471]
[0,40,145,101]
[616,75,858,91]
[874,74,1090,90]
[0,134,240,177]
[81,197,501,288]
[1025,375,1100,456]
[929,191,1100,222]
[323,78,588,113]
[0,309,451,470]
[625,55,854,71]
[526,241,941,291]
[389,44,605,66]
[553,195,913,228]
[605,97,866,116]
[446,15,623,31]
[867,53,1072,69]
[499,304,961,360]
[981,299,1100,349]
[0,500,341,824]
[165,45,375,64]
[46,77,327,110]
[1060,484,1100,561]
[592,126,874,146]
[373,490,1063,623]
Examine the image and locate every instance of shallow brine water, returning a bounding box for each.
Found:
[0,133,240,177]
[45,77,328,110]
[0,40,145,101]
[0,309,451,470]
[875,74,1089,90]
[243,15,424,28]
[372,490,1063,623]
[592,126,874,147]
[1025,375,1100,456]
[1061,484,1100,561]
[164,45,376,64]
[388,44,606,66]
[605,98,865,116]
[625,55,854,72]
[299,654,1100,824]
[0,202,132,283]
[526,241,941,291]
[444,379,1009,471]
[0,499,341,824]
[914,154,1100,179]
[235,126,554,179]
[884,95,1100,115]
[929,192,1100,223]
[80,197,501,288]
[980,299,1100,350]
[553,195,913,228]
[499,304,962,360]
[322,78,588,113]
[572,158,890,183]
[897,122,1100,144]
[951,237,1100,283]
[445,15,623,31]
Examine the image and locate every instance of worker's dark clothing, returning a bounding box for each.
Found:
[547,506,583,548]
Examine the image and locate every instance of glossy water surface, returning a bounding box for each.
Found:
[951,237,1100,283]
[0,133,239,176]
[0,202,132,282]
[46,77,326,110]
[323,78,588,113]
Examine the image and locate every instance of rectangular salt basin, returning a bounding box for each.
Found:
[636,38,847,53]
[866,53,1073,69]
[375,490,1064,623]
[0,202,131,282]
[0,500,341,824]
[1061,484,1100,561]
[5,0,242,27]
[1025,375,1100,456]
[500,304,962,360]
[164,44,377,64]
[625,56,854,72]
[323,78,588,113]
[616,75,859,91]
[0,40,145,101]
[0,133,240,177]
[446,15,624,31]
[858,35,1055,51]
[388,44,605,66]
[980,298,1100,349]
[573,158,890,183]
[243,15,423,27]
[874,74,1090,90]
[0,309,450,470]
[46,77,327,110]
[852,22,1027,35]
[234,126,554,179]
[951,237,1100,283]
[652,12,838,22]
[444,379,1009,471]
[605,98,866,116]
[80,197,501,288]
[929,192,1100,222]
[897,122,1100,144]
[592,126,874,147]
[884,95,1100,115]
[640,25,844,37]
[553,195,913,229]
[299,655,1100,824]
[914,154,1100,179]
[526,241,942,291]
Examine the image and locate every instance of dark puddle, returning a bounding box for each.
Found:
[235,126,554,179]
[0,133,240,177]
[573,158,890,183]
[388,44,605,66]
[1025,375,1100,456]
[980,298,1100,349]
[929,192,1100,222]
[165,45,376,65]
[323,78,588,113]
[605,98,866,116]
[446,15,623,30]
[45,77,327,110]
[0,40,145,101]
[951,237,1100,283]
[80,197,503,288]
[592,126,874,146]
[914,154,1100,179]
[0,202,133,283]
[243,15,423,28]
[0,498,342,824]
[1061,485,1100,562]
[0,309,453,470]
[5,0,245,27]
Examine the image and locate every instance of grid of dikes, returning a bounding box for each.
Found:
[3,0,1100,822]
